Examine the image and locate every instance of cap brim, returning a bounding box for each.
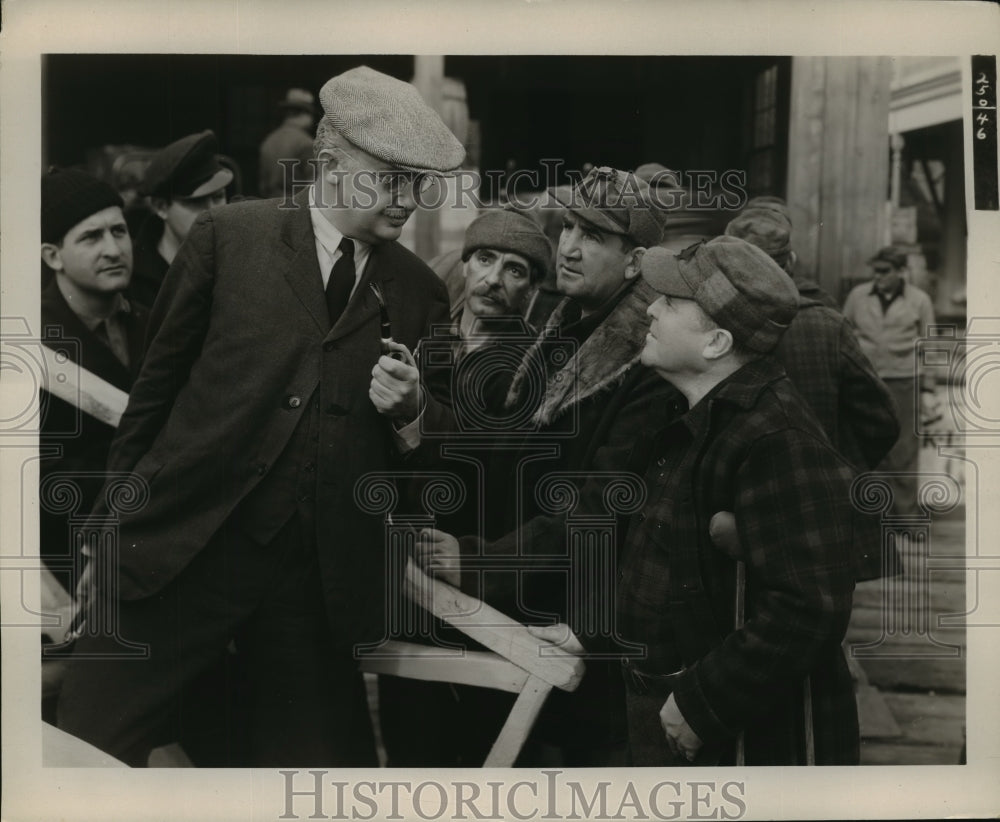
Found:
[641,251,699,299]
[185,168,234,198]
[548,186,628,236]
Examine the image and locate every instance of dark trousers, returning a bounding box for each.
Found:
[881,377,919,515]
[56,513,376,767]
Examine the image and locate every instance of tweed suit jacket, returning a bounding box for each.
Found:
[101,192,451,643]
[617,357,860,765]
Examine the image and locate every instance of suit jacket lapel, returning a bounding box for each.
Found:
[279,189,329,334]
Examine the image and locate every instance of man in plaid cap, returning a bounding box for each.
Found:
[611,237,860,765]
[58,65,463,766]
[842,246,936,516]
[415,167,685,766]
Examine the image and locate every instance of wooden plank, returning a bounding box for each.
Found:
[857,658,966,693]
[43,721,128,768]
[861,741,963,766]
[42,343,129,427]
[880,693,966,746]
[483,675,552,768]
[857,685,902,739]
[404,560,584,692]
[360,641,529,693]
[786,57,826,279]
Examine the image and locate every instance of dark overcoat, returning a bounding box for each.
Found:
[101,192,451,645]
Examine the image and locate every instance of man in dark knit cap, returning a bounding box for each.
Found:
[39,168,148,593]
[57,65,464,767]
[129,130,232,309]
[376,208,554,766]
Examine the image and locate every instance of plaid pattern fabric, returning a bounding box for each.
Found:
[617,357,859,764]
[775,297,900,471]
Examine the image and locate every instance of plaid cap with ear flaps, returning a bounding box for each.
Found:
[641,236,799,354]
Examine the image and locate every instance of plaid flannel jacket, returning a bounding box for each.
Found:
[617,356,859,764]
[774,295,900,472]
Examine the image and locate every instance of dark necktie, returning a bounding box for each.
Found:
[325,237,356,324]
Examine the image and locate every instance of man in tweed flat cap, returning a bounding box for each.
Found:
[613,237,859,765]
[58,65,463,766]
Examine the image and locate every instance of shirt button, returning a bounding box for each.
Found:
[285,395,302,409]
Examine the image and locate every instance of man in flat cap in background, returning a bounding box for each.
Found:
[57,65,463,767]
[615,237,859,766]
[843,246,937,515]
[129,130,232,310]
[417,167,685,766]
[258,88,318,201]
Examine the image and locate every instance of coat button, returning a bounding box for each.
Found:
[285,395,302,409]
[323,341,336,352]
[255,462,268,476]
[656,457,666,467]
[304,461,315,472]
[637,511,646,522]
[325,403,348,416]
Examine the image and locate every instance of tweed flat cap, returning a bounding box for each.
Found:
[462,209,553,281]
[743,195,791,221]
[319,66,465,173]
[551,166,668,248]
[141,130,233,199]
[42,167,124,244]
[725,206,793,266]
[641,236,798,354]
[869,245,908,269]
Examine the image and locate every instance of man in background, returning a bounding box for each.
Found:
[843,246,936,515]
[258,88,318,200]
[129,130,232,309]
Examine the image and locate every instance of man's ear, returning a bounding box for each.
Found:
[624,246,646,281]
[785,249,797,274]
[702,326,734,361]
[150,196,170,221]
[40,243,63,272]
[319,147,348,183]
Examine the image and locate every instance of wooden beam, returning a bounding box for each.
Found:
[483,674,552,767]
[404,560,585,692]
[42,343,128,427]
[360,641,530,693]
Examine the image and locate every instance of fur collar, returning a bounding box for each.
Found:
[504,278,658,426]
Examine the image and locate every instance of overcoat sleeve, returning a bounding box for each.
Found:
[105,211,217,476]
[837,319,900,469]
